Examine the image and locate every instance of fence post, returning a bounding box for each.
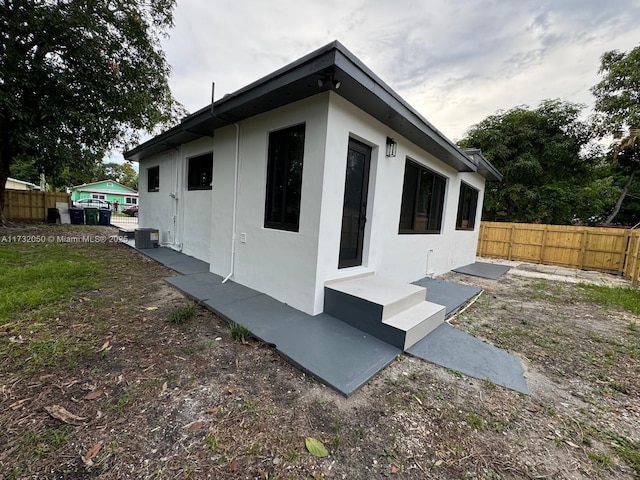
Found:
[578,229,587,270]
[632,234,640,286]
[539,225,548,264]
[620,230,631,276]
[508,224,516,260]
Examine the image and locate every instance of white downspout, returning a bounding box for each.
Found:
[425,248,434,277]
[222,123,240,283]
[165,148,183,251]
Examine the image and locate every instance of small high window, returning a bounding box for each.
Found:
[264,124,305,232]
[148,166,159,192]
[188,152,213,190]
[456,182,479,230]
[399,160,446,234]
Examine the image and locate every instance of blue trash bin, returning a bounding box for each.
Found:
[98,209,112,226]
[69,208,85,225]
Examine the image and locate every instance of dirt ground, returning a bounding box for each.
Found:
[0,224,638,479]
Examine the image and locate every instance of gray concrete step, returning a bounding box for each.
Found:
[324,275,446,350]
[325,275,426,320]
[383,301,445,349]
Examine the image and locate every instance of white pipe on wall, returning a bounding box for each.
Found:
[222,123,241,283]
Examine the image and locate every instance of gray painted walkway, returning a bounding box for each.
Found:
[135,246,399,396]
[407,323,528,394]
[414,278,482,317]
[132,245,527,395]
[453,261,511,280]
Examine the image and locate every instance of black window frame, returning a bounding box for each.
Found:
[456,182,479,230]
[264,123,306,232]
[187,152,213,191]
[398,159,447,234]
[147,166,160,192]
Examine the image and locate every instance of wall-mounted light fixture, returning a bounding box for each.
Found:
[386,137,397,157]
[317,73,341,90]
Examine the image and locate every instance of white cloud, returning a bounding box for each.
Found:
[160,0,640,141]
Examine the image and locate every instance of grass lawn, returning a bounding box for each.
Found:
[1,224,639,479]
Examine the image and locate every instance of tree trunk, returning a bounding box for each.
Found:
[603,163,639,225]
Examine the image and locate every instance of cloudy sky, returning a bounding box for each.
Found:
[154,0,639,144]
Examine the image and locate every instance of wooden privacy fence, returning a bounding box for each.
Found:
[477,222,640,284]
[3,190,71,221]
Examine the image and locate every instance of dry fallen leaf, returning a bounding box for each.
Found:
[83,442,103,465]
[9,398,29,410]
[390,465,400,474]
[97,341,110,352]
[45,405,87,425]
[185,421,204,432]
[228,461,239,472]
[145,306,159,311]
[526,405,541,413]
[160,382,167,395]
[434,460,443,467]
[84,390,102,400]
[205,406,220,414]
[564,440,579,448]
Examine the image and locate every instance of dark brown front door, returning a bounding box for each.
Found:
[339,139,371,268]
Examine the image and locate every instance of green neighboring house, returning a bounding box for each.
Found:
[70,180,138,212]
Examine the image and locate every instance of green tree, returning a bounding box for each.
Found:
[0,0,184,220]
[458,100,616,224]
[591,45,640,225]
[103,162,138,190]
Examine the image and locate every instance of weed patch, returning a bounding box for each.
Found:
[170,302,196,324]
[578,284,640,315]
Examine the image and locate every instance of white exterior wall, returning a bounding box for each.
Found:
[312,93,486,313]
[209,94,330,314]
[139,91,486,316]
[138,138,213,261]
[180,138,214,260]
[138,151,176,244]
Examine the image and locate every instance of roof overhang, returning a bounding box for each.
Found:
[125,41,501,181]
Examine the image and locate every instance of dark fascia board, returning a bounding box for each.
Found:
[124,41,499,181]
[464,149,503,182]
[331,46,476,173]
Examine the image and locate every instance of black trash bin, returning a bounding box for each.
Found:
[47,207,60,224]
[98,209,112,226]
[69,208,85,225]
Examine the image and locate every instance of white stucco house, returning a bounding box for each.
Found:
[125,41,500,347]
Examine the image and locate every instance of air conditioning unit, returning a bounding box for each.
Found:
[135,228,159,249]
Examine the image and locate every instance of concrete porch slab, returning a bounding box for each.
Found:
[407,323,528,394]
[165,270,400,396]
[453,262,510,280]
[413,277,482,317]
[127,245,527,396]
